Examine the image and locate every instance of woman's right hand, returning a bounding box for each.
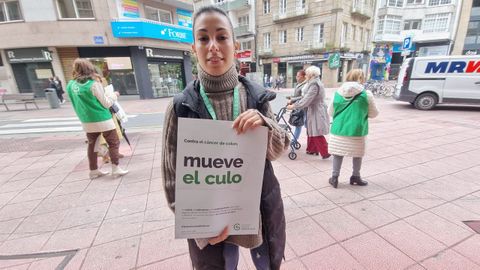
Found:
[208,226,229,245]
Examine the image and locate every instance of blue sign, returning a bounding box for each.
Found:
[393,43,416,53]
[177,9,192,28]
[93,36,104,44]
[111,20,193,44]
[403,37,412,50]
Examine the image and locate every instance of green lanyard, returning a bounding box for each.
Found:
[199,84,240,121]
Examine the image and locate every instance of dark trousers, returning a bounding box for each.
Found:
[56,90,64,102]
[187,239,271,270]
[86,129,119,170]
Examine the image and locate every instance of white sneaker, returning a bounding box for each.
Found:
[112,165,129,177]
[89,169,108,179]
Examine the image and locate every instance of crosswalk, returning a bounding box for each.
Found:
[0,116,137,135]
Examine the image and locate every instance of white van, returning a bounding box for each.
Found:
[393,55,480,110]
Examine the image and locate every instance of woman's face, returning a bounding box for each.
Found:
[296,72,305,83]
[192,12,239,76]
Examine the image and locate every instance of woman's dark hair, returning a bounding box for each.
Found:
[192,6,235,41]
[297,70,306,77]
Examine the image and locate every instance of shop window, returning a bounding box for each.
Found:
[423,13,450,32]
[57,0,94,19]
[145,6,172,24]
[295,27,304,42]
[263,0,270,14]
[278,30,287,44]
[428,0,451,5]
[404,20,422,30]
[0,1,23,22]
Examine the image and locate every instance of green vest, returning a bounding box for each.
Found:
[331,91,369,136]
[66,79,112,123]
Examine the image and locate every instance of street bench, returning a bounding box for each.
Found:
[1,93,39,111]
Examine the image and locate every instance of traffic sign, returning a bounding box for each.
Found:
[403,37,412,50]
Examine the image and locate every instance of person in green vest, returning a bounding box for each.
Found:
[327,69,379,188]
[67,58,129,180]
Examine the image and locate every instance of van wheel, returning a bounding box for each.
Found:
[414,93,437,110]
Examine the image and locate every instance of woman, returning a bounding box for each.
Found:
[53,76,65,104]
[327,69,379,188]
[288,70,307,143]
[287,66,330,158]
[66,58,128,179]
[161,6,289,270]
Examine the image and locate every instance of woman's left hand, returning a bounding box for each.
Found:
[286,105,294,110]
[232,109,265,134]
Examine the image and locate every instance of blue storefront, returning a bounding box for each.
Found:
[103,19,193,99]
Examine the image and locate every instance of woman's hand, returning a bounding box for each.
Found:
[286,105,294,110]
[208,226,229,245]
[232,109,265,134]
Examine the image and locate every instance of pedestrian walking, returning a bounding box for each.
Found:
[287,69,307,143]
[327,69,379,188]
[287,66,330,158]
[53,76,65,103]
[161,6,289,270]
[66,58,129,180]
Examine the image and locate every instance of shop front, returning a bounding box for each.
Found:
[145,47,186,98]
[6,48,54,97]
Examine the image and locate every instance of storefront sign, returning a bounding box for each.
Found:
[6,48,52,63]
[111,20,193,44]
[236,50,251,59]
[175,118,267,239]
[177,9,192,28]
[273,57,281,63]
[145,47,183,59]
[116,0,140,19]
[328,53,341,69]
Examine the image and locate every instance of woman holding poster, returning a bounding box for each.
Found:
[161,6,290,270]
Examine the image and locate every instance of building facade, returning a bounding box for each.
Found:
[452,0,480,55]
[193,0,257,76]
[0,0,194,99]
[256,0,375,88]
[371,0,463,80]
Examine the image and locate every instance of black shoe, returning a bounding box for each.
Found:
[322,154,331,159]
[350,176,368,186]
[306,151,319,156]
[329,176,338,188]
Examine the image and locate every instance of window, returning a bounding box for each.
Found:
[364,29,370,50]
[341,22,348,46]
[279,30,287,44]
[263,32,271,48]
[407,0,423,4]
[57,0,94,19]
[314,23,324,43]
[428,0,451,5]
[423,13,450,32]
[352,25,357,41]
[0,53,3,66]
[145,6,172,24]
[464,35,477,44]
[238,15,249,26]
[404,20,422,30]
[388,0,404,7]
[377,15,402,34]
[279,0,287,14]
[297,0,306,9]
[295,27,304,42]
[359,27,364,41]
[263,0,270,14]
[0,0,23,22]
[241,41,252,50]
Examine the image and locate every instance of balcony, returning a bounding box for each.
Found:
[234,25,253,37]
[351,3,373,19]
[215,0,250,12]
[258,47,273,57]
[273,6,308,23]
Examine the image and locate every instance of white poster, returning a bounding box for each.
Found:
[175,118,268,239]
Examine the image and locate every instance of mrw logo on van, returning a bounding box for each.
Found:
[425,61,480,73]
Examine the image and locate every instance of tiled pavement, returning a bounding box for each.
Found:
[1,91,480,269]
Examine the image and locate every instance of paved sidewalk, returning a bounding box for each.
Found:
[1,92,480,269]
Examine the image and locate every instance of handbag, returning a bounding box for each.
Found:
[109,101,128,123]
[288,109,305,127]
